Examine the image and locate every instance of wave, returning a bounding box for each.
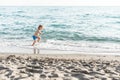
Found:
[41,29,120,43]
[1,40,120,53]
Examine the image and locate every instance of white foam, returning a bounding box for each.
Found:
[0,40,120,54]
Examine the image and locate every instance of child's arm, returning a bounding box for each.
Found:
[39,30,42,34]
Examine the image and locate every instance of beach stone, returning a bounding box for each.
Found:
[102,64,107,69]
[31,62,36,65]
[33,58,38,62]
[1,60,5,64]
[88,62,94,67]
[82,78,90,80]
[71,68,81,73]
[111,71,119,75]
[104,67,117,74]
[48,60,53,64]
[0,59,2,62]
[99,69,105,74]
[103,62,110,65]
[64,69,71,73]
[20,69,26,73]
[71,73,81,77]
[27,72,34,77]
[10,76,15,79]
[26,57,32,61]
[17,66,26,69]
[80,69,90,74]
[20,61,25,64]
[66,66,74,69]
[52,73,59,77]
[95,75,102,78]
[63,77,72,80]
[57,66,64,71]
[112,77,120,80]
[48,73,59,78]
[26,67,43,73]
[97,67,103,71]
[5,69,13,78]
[64,74,70,77]
[20,74,28,77]
[6,55,16,60]
[64,60,71,64]
[6,56,17,63]
[104,69,111,73]
[101,78,107,80]
[71,73,89,80]
[26,63,42,69]
[40,74,46,78]
[116,66,120,72]
[0,65,8,70]
[92,67,97,72]
[83,63,90,67]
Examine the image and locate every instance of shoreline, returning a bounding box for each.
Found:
[0,53,120,60]
[0,45,120,55]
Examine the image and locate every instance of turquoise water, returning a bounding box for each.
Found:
[0,6,120,52]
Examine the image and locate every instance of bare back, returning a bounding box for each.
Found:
[34,30,40,36]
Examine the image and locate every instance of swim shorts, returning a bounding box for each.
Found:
[32,35,37,40]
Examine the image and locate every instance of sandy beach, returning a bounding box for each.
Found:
[1,6,120,80]
[0,53,120,80]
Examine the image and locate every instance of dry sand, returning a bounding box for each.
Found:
[0,53,120,80]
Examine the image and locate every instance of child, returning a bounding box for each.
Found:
[32,25,43,46]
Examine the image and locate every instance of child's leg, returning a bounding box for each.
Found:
[37,37,40,42]
[32,40,36,46]
[36,35,40,42]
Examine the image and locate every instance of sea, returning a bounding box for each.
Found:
[0,6,120,54]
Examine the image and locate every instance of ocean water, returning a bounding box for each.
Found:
[0,6,120,53]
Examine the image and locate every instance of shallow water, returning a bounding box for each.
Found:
[0,6,120,53]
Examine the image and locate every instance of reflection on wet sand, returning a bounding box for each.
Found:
[33,47,40,54]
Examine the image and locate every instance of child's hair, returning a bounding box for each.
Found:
[38,25,43,29]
